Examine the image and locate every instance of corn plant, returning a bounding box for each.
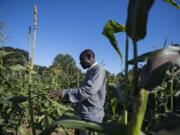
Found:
[163,0,180,9]
[129,45,180,134]
[27,4,37,135]
[102,20,130,125]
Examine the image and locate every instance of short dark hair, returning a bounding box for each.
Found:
[80,49,95,59]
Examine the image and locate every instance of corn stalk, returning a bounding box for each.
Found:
[170,67,174,112]
[124,35,129,125]
[28,4,37,135]
[128,89,149,135]
[132,40,139,95]
[125,0,155,134]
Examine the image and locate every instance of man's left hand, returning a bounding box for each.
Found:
[49,90,63,99]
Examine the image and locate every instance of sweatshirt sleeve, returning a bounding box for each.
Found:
[62,67,105,103]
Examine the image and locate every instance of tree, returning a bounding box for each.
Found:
[51,53,84,88]
[0,46,29,66]
[52,54,76,71]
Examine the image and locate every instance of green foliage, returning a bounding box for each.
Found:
[51,53,83,89]
[111,97,118,116]
[18,126,31,135]
[40,119,127,135]
[0,47,83,134]
[102,20,125,62]
[1,46,29,57]
[9,64,27,72]
[102,0,179,134]
[163,0,180,9]
[0,50,14,59]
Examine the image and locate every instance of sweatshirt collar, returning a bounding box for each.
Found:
[88,62,98,70]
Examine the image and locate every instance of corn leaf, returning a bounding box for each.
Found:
[128,44,180,65]
[126,0,154,41]
[140,45,180,89]
[163,0,180,9]
[111,97,117,115]
[102,20,125,63]
[148,45,180,72]
[40,119,127,135]
[61,110,80,120]
[128,49,161,64]
[60,120,128,135]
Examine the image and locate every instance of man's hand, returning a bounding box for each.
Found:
[49,90,63,99]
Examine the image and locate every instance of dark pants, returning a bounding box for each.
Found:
[75,129,94,135]
[74,115,103,135]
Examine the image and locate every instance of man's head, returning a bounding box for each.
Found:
[79,49,95,69]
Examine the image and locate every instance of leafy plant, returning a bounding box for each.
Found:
[102,20,125,62]
[163,0,180,9]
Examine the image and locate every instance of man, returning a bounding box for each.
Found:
[49,49,106,134]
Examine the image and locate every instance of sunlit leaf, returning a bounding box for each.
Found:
[102,20,125,62]
[60,119,104,131]
[163,0,180,9]
[61,110,80,120]
[38,114,45,123]
[111,97,117,115]
[0,50,14,59]
[18,126,31,135]
[31,70,37,74]
[0,118,5,124]
[10,64,27,72]
[126,0,154,41]
[175,90,180,97]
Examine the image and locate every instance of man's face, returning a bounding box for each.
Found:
[80,55,91,69]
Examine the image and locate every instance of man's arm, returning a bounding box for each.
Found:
[62,67,105,103]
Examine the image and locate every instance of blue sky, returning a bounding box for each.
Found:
[1,0,180,74]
